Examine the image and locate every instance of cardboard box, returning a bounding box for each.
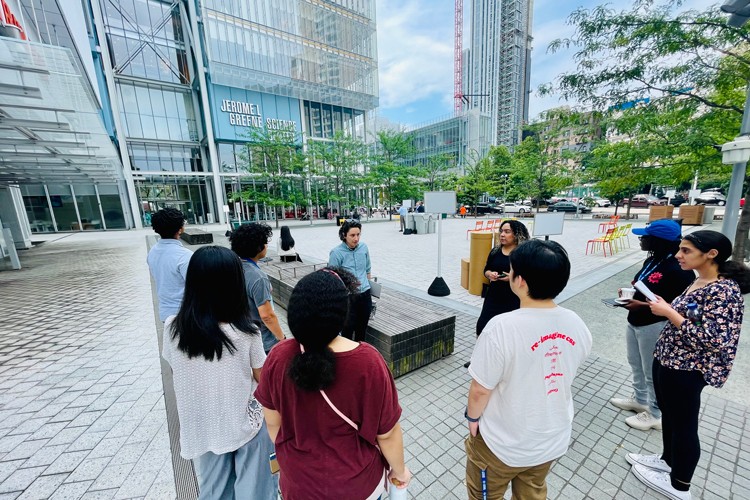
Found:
[460,258,470,289]
[648,205,674,222]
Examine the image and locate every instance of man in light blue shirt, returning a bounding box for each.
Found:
[147,208,193,321]
[329,220,372,341]
[398,204,408,232]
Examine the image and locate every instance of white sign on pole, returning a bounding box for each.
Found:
[532,213,565,237]
[424,191,457,214]
[222,204,230,213]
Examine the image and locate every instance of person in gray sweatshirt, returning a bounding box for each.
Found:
[328,219,372,341]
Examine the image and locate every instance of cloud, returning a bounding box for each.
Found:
[376,0,455,112]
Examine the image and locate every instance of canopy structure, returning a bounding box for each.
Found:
[0,37,123,185]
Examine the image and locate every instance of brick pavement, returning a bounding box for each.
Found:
[2,219,750,499]
[0,233,175,499]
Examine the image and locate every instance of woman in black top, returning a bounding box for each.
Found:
[476,220,529,336]
[609,219,694,431]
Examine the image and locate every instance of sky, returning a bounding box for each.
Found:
[373,0,715,129]
[376,0,603,126]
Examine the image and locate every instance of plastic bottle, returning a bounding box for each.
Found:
[686,303,701,326]
[389,478,408,500]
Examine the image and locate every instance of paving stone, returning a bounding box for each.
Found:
[43,451,90,476]
[48,481,93,500]
[63,457,113,484]
[0,467,46,495]
[15,473,67,500]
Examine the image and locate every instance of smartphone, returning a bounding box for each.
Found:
[498,272,507,278]
[269,452,279,474]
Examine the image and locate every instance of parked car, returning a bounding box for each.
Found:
[619,195,666,207]
[694,191,726,206]
[547,201,591,213]
[471,203,504,214]
[593,198,611,207]
[498,202,531,214]
[660,194,687,207]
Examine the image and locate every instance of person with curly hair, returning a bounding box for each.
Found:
[328,219,372,341]
[254,268,411,499]
[230,222,285,353]
[147,207,193,321]
[162,246,277,499]
[476,220,529,336]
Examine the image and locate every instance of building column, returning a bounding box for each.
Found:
[184,0,225,225]
[88,0,141,229]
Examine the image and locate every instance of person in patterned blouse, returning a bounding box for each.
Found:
[626,230,750,500]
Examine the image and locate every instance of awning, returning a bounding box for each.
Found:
[0,36,123,185]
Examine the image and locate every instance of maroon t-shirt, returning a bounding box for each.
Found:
[254,339,402,499]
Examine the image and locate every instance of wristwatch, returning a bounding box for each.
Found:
[464,408,480,422]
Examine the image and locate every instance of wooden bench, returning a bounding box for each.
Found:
[262,252,455,378]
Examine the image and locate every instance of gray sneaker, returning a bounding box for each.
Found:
[609,396,648,413]
[626,453,671,473]
[626,411,662,431]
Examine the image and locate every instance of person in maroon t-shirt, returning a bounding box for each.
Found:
[255,268,411,499]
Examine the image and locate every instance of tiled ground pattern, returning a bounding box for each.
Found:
[2,226,750,499]
[0,234,175,499]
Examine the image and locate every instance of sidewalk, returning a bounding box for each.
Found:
[1,221,749,499]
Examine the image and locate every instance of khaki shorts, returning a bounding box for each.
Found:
[464,431,553,500]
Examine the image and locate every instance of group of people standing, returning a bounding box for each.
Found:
[470,217,749,500]
[147,207,748,500]
[147,209,401,499]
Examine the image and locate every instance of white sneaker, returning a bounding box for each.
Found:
[610,396,649,413]
[632,464,691,500]
[626,411,662,431]
[626,453,671,473]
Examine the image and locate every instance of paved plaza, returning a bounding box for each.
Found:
[1,214,750,499]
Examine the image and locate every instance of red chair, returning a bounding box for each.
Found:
[586,228,617,257]
[483,219,496,232]
[598,215,619,233]
[466,220,484,239]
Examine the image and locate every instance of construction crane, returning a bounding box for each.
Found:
[454,0,463,112]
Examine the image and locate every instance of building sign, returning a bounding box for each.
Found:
[0,0,26,40]
[211,84,301,144]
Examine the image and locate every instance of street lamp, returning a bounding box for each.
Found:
[501,174,508,201]
[719,1,750,242]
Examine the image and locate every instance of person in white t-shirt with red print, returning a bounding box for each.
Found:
[464,239,592,500]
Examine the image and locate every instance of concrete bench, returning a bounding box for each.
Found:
[180,228,213,245]
[262,253,455,378]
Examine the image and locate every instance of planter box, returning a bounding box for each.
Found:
[679,205,705,225]
[649,205,674,222]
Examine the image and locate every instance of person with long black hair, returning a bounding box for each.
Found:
[610,220,694,431]
[627,230,750,500]
[254,268,411,499]
[162,246,277,500]
[277,225,301,262]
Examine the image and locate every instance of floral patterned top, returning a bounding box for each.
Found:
[654,278,744,388]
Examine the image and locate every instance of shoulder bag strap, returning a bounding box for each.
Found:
[299,343,359,431]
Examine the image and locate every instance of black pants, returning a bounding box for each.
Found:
[653,359,707,490]
[342,290,372,342]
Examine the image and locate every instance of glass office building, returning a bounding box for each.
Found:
[94,0,378,228]
[1,0,379,233]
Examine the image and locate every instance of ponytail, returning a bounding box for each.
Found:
[288,348,336,391]
[720,260,750,294]
[286,267,359,391]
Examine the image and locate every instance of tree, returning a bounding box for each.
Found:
[545,0,749,257]
[307,130,368,216]
[371,129,416,219]
[458,150,494,216]
[236,128,305,228]
[420,153,455,191]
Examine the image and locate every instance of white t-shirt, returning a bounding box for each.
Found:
[277,238,297,257]
[468,307,592,467]
[162,317,267,459]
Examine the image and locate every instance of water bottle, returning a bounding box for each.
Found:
[686,303,701,326]
[389,480,408,500]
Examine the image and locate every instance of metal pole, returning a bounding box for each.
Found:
[721,83,750,241]
[437,215,442,277]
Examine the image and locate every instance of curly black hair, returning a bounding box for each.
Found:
[287,267,359,391]
[151,208,185,239]
[229,222,273,259]
[339,219,362,242]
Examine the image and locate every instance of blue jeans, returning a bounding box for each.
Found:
[194,422,278,500]
[626,321,664,418]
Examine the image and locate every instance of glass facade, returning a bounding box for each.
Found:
[135,176,213,225]
[128,142,204,173]
[117,82,198,142]
[303,100,364,139]
[202,0,378,111]
[19,184,127,232]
